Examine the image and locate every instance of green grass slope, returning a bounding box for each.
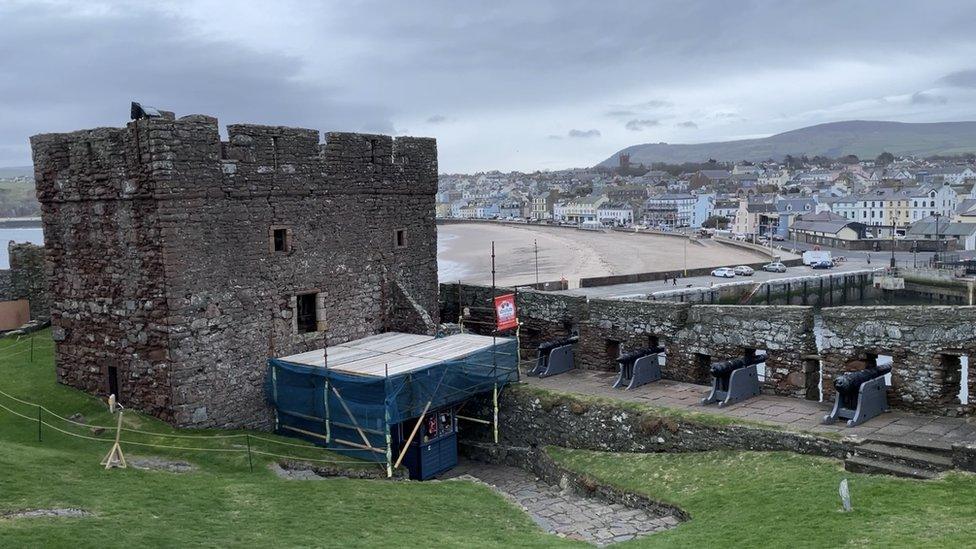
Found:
[0,332,566,548]
[551,447,976,547]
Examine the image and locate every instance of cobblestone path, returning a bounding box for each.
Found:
[445,460,679,545]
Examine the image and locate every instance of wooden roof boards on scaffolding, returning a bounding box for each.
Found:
[277,332,504,378]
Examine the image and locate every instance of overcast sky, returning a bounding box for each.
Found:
[4,0,976,173]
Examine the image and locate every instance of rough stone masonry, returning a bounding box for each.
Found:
[31,107,439,428]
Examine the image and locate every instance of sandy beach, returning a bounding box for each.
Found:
[438,223,772,287]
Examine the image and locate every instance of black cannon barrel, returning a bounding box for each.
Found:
[710,354,765,377]
[616,346,666,365]
[834,364,892,395]
[538,336,579,354]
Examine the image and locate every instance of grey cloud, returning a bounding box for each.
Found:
[606,100,672,118]
[676,121,698,128]
[568,129,601,138]
[910,91,948,105]
[547,134,563,140]
[625,119,660,131]
[939,69,976,88]
[427,114,450,124]
[0,3,393,166]
[5,1,976,171]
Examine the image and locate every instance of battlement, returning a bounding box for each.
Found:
[31,108,437,203]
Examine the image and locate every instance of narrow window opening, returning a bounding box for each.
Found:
[272,228,289,252]
[605,339,621,362]
[85,141,94,161]
[296,293,317,334]
[107,366,119,399]
[394,228,407,248]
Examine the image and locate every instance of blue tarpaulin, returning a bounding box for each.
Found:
[267,333,518,463]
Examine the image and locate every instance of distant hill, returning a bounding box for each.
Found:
[0,166,33,178]
[599,120,976,166]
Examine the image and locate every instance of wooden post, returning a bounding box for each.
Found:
[384,365,393,478]
[492,383,499,444]
[324,379,331,443]
[101,411,127,469]
[393,400,433,470]
[271,365,279,431]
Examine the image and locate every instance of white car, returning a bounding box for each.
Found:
[711,267,736,278]
[733,265,755,276]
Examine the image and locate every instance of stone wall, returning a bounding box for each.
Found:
[8,242,50,322]
[0,242,51,324]
[819,306,976,416]
[442,283,818,398]
[461,385,849,458]
[31,109,438,428]
[440,282,976,413]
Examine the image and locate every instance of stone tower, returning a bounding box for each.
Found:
[30,108,439,428]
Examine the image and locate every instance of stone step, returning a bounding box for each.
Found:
[853,443,953,472]
[861,433,954,457]
[844,455,939,480]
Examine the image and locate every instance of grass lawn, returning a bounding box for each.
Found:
[550,447,976,548]
[4,330,976,548]
[0,331,570,548]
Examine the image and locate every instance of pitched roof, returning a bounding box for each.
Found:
[791,212,863,235]
[908,217,976,237]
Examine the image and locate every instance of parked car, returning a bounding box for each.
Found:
[762,262,787,273]
[812,260,834,270]
[711,267,736,278]
[733,265,755,276]
[772,234,785,241]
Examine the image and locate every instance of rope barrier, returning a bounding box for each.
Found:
[0,334,383,469]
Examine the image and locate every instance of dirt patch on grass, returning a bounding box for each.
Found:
[271,460,403,480]
[130,456,197,473]
[1,508,91,519]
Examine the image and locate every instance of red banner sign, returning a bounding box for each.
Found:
[494,293,518,331]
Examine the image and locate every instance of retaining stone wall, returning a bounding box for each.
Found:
[460,385,849,458]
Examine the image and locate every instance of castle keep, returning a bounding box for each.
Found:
[31,108,439,428]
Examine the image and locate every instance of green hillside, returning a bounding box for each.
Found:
[601,120,976,166]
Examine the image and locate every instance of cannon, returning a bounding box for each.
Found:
[613,346,666,390]
[527,336,578,378]
[823,365,891,427]
[701,353,765,407]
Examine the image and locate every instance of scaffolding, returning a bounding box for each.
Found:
[267,332,518,477]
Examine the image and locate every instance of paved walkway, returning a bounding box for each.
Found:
[444,460,679,545]
[523,369,976,445]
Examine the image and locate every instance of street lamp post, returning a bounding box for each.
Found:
[889,223,896,269]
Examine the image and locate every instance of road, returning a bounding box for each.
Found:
[558,258,882,299]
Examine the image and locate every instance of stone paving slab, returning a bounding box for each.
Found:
[443,460,678,546]
[522,369,976,445]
